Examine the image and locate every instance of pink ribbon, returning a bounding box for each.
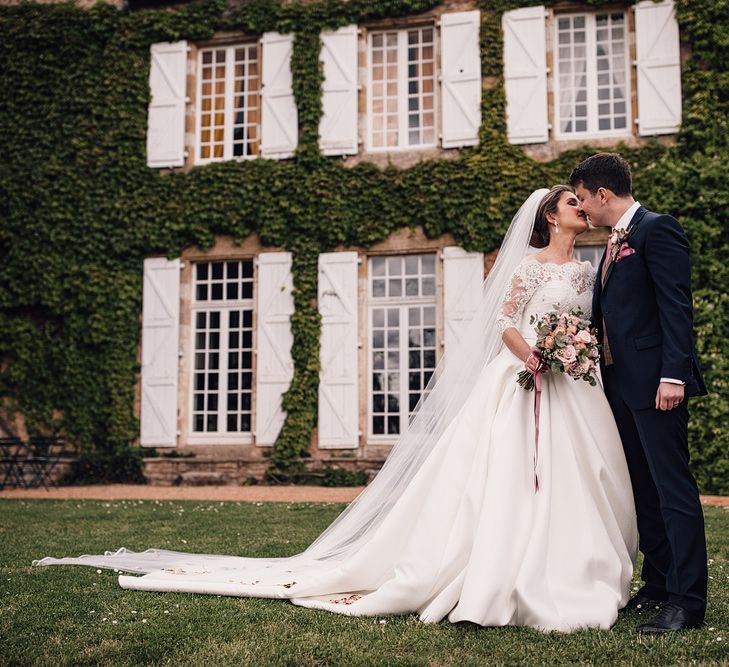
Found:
[530,347,546,494]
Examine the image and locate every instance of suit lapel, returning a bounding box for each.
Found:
[602,206,647,292]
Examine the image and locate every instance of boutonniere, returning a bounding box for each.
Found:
[609,225,636,263]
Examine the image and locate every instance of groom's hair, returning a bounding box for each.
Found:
[569,153,632,196]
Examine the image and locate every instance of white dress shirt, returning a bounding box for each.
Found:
[610,201,684,386]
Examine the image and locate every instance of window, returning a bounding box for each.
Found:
[197,44,260,162]
[191,260,255,435]
[368,254,437,438]
[554,12,630,138]
[574,244,604,269]
[367,27,437,150]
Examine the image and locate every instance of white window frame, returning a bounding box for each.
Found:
[195,41,261,165]
[366,253,438,444]
[187,259,256,445]
[365,25,439,153]
[553,11,632,141]
[574,244,605,270]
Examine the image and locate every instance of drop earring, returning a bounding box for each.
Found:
[553,220,559,235]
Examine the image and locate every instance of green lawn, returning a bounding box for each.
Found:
[1,500,727,666]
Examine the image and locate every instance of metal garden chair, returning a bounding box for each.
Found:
[0,436,26,490]
[24,436,66,490]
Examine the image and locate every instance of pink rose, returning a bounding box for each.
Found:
[557,345,577,363]
[576,330,592,343]
[567,325,578,335]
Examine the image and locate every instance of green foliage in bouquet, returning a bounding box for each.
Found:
[0,0,726,492]
[517,305,599,391]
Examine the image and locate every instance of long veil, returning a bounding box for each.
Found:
[33,189,549,595]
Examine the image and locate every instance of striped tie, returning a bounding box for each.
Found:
[601,235,614,366]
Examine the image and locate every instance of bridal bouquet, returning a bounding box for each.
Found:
[517,306,600,391]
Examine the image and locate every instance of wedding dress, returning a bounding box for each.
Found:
[34,191,638,633]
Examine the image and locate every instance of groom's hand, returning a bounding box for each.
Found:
[655,382,685,411]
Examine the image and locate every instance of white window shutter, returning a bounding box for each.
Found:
[255,252,295,446]
[440,10,482,148]
[147,41,187,168]
[140,257,181,446]
[502,6,548,144]
[261,32,298,159]
[443,247,484,357]
[319,25,359,156]
[317,252,359,449]
[634,0,682,136]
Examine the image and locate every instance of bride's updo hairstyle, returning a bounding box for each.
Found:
[530,184,574,248]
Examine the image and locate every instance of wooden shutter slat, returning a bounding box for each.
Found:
[502,6,548,145]
[319,25,359,156]
[635,0,682,136]
[255,252,295,446]
[317,252,359,449]
[147,41,187,168]
[261,33,298,159]
[141,257,181,446]
[440,10,481,148]
[443,247,484,357]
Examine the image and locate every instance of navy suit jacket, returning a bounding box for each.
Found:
[592,206,707,410]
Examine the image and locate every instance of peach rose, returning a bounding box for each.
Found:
[544,335,555,350]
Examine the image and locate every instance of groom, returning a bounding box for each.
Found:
[569,153,708,633]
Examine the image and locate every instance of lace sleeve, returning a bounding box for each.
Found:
[495,259,540,336]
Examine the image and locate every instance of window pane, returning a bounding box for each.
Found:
[370,26,435,149]
[387,415,399,435]
[556,15,589,135]
[557,12,628,135]
[199,44,260,161]
[368,258,437,437]
[192,259,254,434]
[373,415,385,434]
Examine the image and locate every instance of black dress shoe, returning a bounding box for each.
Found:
[635,603,705,633]
[619,591,665,614]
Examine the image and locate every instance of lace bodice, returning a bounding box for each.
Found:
[496,258,596,344]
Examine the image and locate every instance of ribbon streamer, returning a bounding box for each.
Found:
[530,348,546,493]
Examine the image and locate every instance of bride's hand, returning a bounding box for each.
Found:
[524,348,542,374]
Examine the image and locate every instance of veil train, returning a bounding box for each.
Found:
[34,189,551,600]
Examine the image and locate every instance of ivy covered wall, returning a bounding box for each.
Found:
[0,0,726,492]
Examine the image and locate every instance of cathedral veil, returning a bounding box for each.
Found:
[33,189,550,592]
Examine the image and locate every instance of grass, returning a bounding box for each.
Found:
[0,499,727,666]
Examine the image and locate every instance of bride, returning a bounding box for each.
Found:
[35,187,638,633]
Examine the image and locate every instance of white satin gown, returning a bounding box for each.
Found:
[36,258,638,633]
